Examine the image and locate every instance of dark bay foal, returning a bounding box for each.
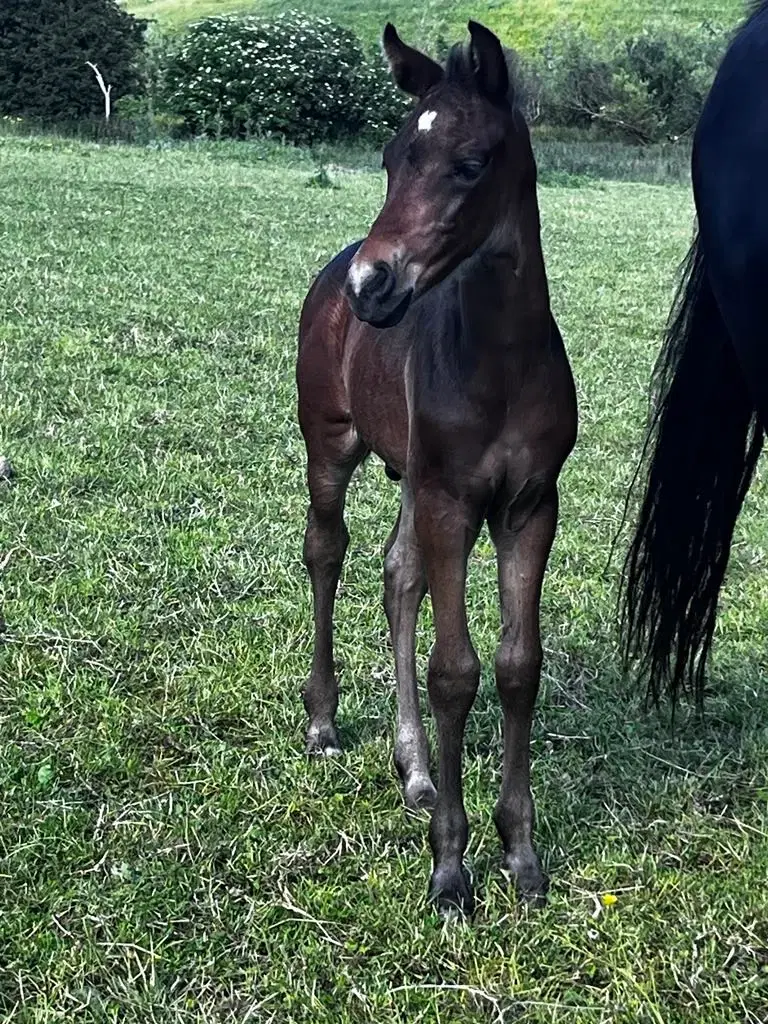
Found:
[296,21,577,915]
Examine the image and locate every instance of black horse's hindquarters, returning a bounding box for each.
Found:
[619,0,768,705]
[693,5,768,432]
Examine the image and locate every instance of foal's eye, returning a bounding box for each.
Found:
[454,157,488,184]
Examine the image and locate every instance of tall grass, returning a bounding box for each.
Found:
[1,117,692,184]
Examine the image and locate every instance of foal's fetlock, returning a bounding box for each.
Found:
[395,751,436,809]
[305,719,342,757]
[402,771,437,811]
[395,735,435,810]
[302,673,341,756]
[428,862,475,918]
[501,848,548,906]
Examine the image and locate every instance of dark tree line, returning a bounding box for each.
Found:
[0,0,146,121]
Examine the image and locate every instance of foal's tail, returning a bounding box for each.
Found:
[619,233,763,705]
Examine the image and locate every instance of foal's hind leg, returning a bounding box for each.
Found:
[384,482,436,810]
[302,441,365,755]
[489,488,558,903]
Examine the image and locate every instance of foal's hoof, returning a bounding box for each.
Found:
[502,853,549,908]
[305,721,342,757]
[404,774,437,812]
[428,865,474,919]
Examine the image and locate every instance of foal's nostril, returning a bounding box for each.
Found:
[368,261,396,301]
[346,256,412,328]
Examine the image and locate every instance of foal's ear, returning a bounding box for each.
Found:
[382,23,443,98]
[468,21,510,105]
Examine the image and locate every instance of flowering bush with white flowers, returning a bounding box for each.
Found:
[161,12,409,144]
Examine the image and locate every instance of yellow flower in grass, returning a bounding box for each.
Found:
[600,893,618,907]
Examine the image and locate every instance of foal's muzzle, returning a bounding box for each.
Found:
[345,259,414,329]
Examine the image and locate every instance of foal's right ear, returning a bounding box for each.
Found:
[382,23,443,98]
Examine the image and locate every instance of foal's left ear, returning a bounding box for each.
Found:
[468,21,510,105]
[382,23,444,98]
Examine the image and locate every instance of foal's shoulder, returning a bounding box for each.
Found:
[318,240,364,288]
[300,240,362,321]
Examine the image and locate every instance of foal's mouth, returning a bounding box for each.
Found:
[355,288,414,329]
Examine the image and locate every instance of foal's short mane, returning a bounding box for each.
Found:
[443,41,522,111]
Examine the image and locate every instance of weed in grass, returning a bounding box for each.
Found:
[305,165,340,190]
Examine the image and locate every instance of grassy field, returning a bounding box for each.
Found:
[1,132,768,1022]
[122,0,746,48]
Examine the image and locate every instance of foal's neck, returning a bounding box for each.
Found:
[458,189,550,350]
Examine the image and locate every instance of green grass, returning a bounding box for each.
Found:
[1,131,768,1022]
[122,0,746,48]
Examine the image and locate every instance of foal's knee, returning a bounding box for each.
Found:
[384,542,423,608]
[495,634,542,703]
[303,507,349,570]
[427,643,481,713]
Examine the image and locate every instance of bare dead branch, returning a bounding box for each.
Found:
[86,61,112,121]
[566,97,652,143]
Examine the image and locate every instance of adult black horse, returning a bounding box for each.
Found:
[621,1,768,702]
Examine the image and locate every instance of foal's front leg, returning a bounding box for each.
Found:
[302,451,364,755]
[415,491,482,915]
[489,489,558,903]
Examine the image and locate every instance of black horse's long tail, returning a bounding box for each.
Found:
[619,233,764,704]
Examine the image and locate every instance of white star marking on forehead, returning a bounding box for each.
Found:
[417,110,438,132]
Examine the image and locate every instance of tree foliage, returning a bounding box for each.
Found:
[528,23,725,142]
[0,0,147,121]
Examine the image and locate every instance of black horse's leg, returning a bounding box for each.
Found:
[302,444,366,755]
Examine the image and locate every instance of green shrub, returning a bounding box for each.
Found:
[621,26,724,139]
[113,94,185,141]
[353,49,412,144]
[112,25,187,140]
[532,23,726,143]
[534,34,616,131]
[160,11,408,144]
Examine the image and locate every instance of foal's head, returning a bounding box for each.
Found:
[346,21,534,328]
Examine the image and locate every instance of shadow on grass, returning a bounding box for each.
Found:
[330,639,768,851]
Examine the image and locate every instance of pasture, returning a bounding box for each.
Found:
[121,0,744,47]
[1,133,767,1021]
